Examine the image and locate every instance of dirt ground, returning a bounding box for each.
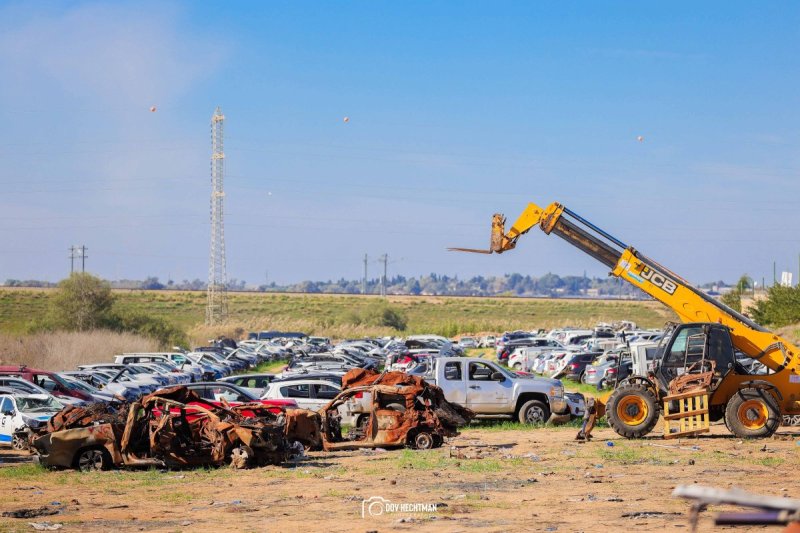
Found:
[1,423,798,533]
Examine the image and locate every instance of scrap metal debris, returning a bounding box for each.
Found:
[2,507,60,519]
[320,369,474,451]
[31,386,292,470]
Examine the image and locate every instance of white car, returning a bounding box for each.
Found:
[262,378,341,411]
[507,338,570,371]
[262,379,366,426]
[458,337,478,349]
[0,393,63,449]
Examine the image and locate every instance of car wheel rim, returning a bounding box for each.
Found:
[79,450,103,471]
[12,434,25,450]
[525,406,544,423]
[415,433,433,449]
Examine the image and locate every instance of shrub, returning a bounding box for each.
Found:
[335,301,408,331]
[105,311,188,348]
[750,285,800,327]
[50,273,114,331]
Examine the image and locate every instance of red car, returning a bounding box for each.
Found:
[153,382,297,420]
[0,366,93,402]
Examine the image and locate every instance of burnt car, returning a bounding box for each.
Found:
[31,386,290,471]
[320,369,473,451]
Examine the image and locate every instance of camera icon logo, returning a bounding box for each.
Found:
[362,496,389,518]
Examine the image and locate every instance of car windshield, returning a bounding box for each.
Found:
[61,377,99,393]
[17,396,62,412]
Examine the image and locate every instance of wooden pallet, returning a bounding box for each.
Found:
[663,389,710,439]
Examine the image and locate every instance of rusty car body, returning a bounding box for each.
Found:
[320,369,473,451]
[32,386,291,470]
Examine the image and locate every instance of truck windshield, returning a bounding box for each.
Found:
[17,396,62,412]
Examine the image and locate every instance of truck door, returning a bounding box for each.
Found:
[466,361,513,413]
[0,397,13,444]
[441,361,466,406]
[657,326,704,388]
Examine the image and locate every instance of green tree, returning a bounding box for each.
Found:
[750,285,800,327]
[720,289,742,313]
[720,274,752,314]
[50,273,114,331]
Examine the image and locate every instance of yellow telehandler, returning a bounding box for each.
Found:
[451,202,800,439]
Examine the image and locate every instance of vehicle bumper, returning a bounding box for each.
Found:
[550,397,569,416]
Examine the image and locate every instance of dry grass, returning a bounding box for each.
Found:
[775,322,800,345]
[0,330,158,371]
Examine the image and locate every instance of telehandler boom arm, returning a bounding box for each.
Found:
[450,201,799,375]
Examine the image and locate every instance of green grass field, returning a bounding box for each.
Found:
[0,287,676,340]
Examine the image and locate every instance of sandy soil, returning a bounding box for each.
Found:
[1,423,798,533]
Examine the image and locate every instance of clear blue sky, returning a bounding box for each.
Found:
[0,1,798,287]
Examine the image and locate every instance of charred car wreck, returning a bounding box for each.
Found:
[321,369,474,451]
[32,386,294,471]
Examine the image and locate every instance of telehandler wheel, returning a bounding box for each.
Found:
[724,388,781,439]
[606,383,659,438]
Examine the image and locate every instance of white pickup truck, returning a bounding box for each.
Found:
[410,357,572,424]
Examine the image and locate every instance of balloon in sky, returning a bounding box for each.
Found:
[150,106,157,113]
[343,116,350,123]
[636,135,644,142]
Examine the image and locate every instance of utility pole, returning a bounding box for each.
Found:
[206,107,228,326]
[69,245,87,273]
[773,261,777,287]
[379,253,388,297]
[362,254,368,295]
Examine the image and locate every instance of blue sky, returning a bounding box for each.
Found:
[0,1,797,287]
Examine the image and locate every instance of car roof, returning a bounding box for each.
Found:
[221,373,275,380]
[0,366,50,373]
[272,374,342,383]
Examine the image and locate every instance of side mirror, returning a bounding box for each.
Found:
[2,410,14,417]
[490,372,506,382]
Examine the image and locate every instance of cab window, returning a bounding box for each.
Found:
[34,375,59,392]
[0,397,12,413]
[444,361,462,381]
[468,362,495,381]
[665,327,703,366]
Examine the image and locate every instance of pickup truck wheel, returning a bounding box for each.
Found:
[606,383,659,438]
[724,388,780,439]
[518,400,550,425]
[512,363,522,371]
[76,447,111,472]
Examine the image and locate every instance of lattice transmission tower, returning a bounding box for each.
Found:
[206,107,228,325]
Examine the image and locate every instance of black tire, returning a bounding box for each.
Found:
[606,383,660,438]
[75,447,111,472]
[517,399,550,425]
[724,388,781,439]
